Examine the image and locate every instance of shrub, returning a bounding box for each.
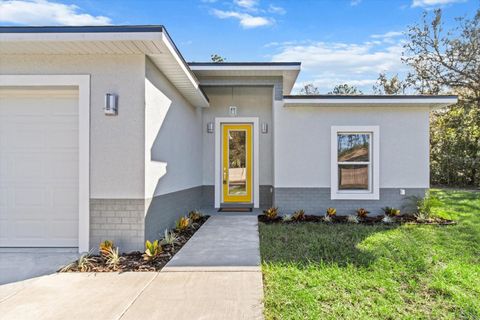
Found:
[292,209,305,221]
[409,191,441,221]
[326,208,337,217]
[99,240,114,257]
[356,208,369,218]
[175,216,190,231]
[60,250,94,272]
[323,215,333,223]
[264,207,279,220]
[160,229,179,247]
[143,240,162,262]
[382,207,400,217]
[282,214,292,222]
[188,210,203,222]
[104,247,121,270]
[347,215,359,224]
[382,215,395,224]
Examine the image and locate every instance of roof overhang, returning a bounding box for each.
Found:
[283,95,458,109]
[189,62,301,95]
[0,26,209,107]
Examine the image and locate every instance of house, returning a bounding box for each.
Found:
[0,25,457,253]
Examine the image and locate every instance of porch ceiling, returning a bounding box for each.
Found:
[188,62,301,95]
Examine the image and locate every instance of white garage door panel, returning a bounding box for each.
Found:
[0,91,79,247]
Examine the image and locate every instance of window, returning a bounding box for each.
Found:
[331,126,379,200]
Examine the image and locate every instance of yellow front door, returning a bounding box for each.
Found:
[222,124,253,203]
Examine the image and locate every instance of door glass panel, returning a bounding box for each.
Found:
[228,130,247,195]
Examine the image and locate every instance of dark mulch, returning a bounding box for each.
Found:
[59,216,209,273]
[258,214,456,225]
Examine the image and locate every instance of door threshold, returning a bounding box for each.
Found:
[218,207,253,212]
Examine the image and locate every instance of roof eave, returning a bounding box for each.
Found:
[282,95,458,108]
[0,25,209,107]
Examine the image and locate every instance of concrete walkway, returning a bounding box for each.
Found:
[0,214,264,320]
[163,215,260,271]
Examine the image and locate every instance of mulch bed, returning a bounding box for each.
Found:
[258,214,456,225]
[59,216,209,273]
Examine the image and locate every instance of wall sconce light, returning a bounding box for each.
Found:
[104,93,118,116]
[261,122,268,134]
[207,122,214,133]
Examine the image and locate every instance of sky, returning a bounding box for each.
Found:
[0,0,477,93]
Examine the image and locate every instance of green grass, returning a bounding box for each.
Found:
[260,189,480,320]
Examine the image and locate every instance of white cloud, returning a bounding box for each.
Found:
[412,0,466,7]
[268,4,286,14]
[350,0,362,6]
[0,0,111,25]
[234,0,258,9]
[211,9,273,28]
[270,40,408,93]
[370,31,403,39]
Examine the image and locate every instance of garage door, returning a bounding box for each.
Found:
[0,88,79,247]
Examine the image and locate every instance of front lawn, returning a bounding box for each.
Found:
[260,189,480,319]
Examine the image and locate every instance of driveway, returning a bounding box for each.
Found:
[0,215,264,319]
[0,249,79,285]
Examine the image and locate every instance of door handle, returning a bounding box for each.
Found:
[223,168,228,184]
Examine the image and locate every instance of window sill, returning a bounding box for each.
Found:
[331,191,379,200]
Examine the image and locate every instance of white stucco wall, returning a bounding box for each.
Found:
[145,58,203,197]
[202,86,274,186]
[274,104,430,188]
[0,54,146,199]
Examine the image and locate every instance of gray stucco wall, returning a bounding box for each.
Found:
[273,188,426,215]
[0,54,146,199]
[144,186,204,241]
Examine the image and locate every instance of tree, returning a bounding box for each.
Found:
[403,9,480,102]
[328,84,362,95]
[299,83,320,95]
[211,54,226,63]
[403,9,480,187]
[372,73,409,95]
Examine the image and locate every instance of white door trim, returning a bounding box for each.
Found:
[215,117,259,208]
[0,74,90,253]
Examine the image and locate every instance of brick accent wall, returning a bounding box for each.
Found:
[90,199,145,252]
[273,188,426,215]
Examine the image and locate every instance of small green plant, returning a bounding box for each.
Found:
[326,208,337,217]
[99,240,114,257]
[104,246,121,270]
[382,207,400,217]
[160,229,179,247]
[409,192,441,221]
[264,207,279,220]
[282,214,292,222]
[382,215,394,224]
[356,208,369,218]
[176,216,190,231]
[323,215,333,223]
[347,215,359,224]
[292,209,305,221]
[188,210,203,222]
[60,250,94,272]
[143,240,162,262]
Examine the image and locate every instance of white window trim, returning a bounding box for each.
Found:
[331,126,379,200]
[214,117,259,208]
[0,75,90,253]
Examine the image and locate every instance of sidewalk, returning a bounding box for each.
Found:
[0,215,264,320]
